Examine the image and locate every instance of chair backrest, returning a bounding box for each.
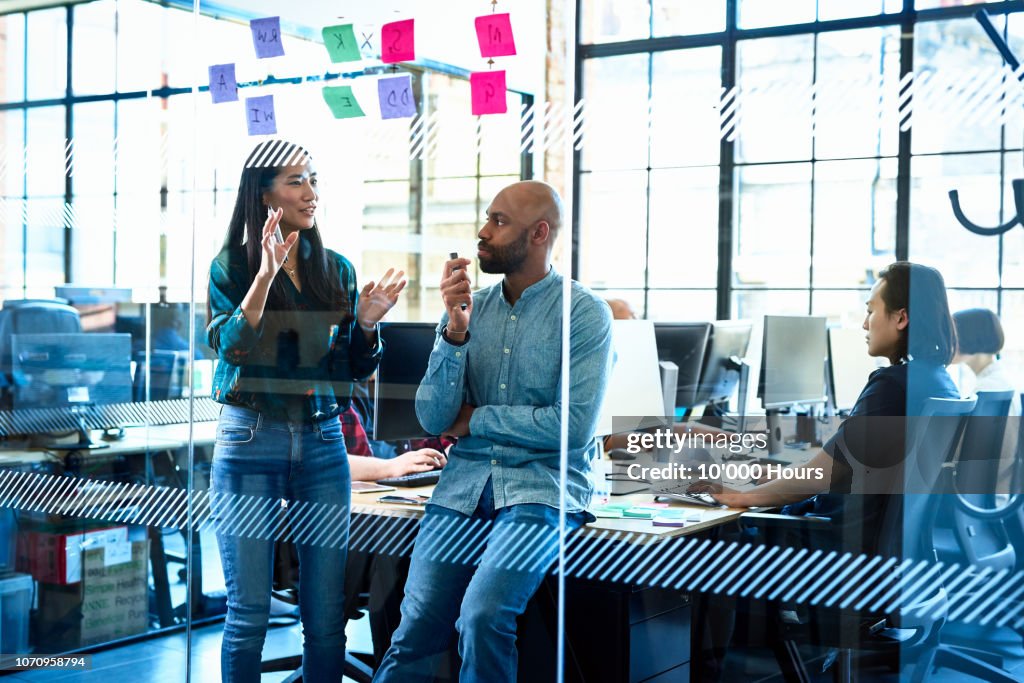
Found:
[877,397,976,564]
[0,302,82,391]
[2,298,69,309]
[949,391,1016,571]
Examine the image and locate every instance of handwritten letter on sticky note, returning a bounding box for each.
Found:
[470,71,507,116]
[251,17,285,59]
[381,19,415,63]
[475,13,516,58]
[378,75,416,119]
[245,95,277,135]
[322,86,366,119]
[209,64,238,104]
[322,24,361,63]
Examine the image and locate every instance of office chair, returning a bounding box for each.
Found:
[0,302,82,407]
[741,397,975,683]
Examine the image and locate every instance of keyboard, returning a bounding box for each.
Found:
[376,470,441,488]
[650,483,725,508]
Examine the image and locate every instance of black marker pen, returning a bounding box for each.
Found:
[450,251,467,311]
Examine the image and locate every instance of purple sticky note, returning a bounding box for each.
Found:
[250,17,285,59]
[381,19,415,64]
[475,13,516,58]
[378,75,417,119]
[470,71,507,116]
[208,64,238,104]
[245,95,277,136]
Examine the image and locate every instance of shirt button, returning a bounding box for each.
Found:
[491,459,498,465]
[504,348,510,354]
[455,351,461,357]
[500,383,506,389]
[510,315,517,321]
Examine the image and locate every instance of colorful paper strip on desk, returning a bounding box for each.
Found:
[592,507,624,518]
[623,507,657,519]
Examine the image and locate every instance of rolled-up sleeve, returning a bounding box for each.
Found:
[328,255,382,382]
[207,258,263,365]
[415,315,469,435]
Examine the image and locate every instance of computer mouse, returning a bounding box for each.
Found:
[606,448,637,461]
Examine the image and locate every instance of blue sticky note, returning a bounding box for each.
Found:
[377,75,416,119]
[245,95,277,136]
[208,64,238,104]
[250,17,285,59]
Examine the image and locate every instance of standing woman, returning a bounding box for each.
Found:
[207,140,405,682]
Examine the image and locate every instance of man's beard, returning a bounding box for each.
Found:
[478,230,529,274]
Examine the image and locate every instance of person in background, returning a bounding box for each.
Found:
[952,308,1021,492]
[605,297,638,320]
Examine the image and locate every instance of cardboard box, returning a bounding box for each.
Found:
[17,524,132,585]
[34,540,149,649]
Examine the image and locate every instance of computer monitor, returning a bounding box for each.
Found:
[11,333,132,449]
[595,320,669,436]
[652,323,711,413]
[373,322,436,441]
[758,315,828,410]
[694,320,753,407]
[827,327,887,413]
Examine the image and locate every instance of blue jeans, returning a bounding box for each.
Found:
[373,479,588,683]
[212,405,351,683]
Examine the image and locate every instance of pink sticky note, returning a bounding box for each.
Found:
[381,19,415,63]
[470,70,507,116]
[475,13,516,58]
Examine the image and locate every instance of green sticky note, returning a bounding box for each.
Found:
[591,507,624,519]
[322,24,361,63]
[623,508,655,519]
[322,86,365,119]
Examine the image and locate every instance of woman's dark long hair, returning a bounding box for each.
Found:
[209,140,348,319]
[877,261,957,365]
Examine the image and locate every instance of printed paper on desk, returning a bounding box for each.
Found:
[250,17,285,58]
[381,19,415,63]
[322,24,362,63]
[378,75,417,119]
[470,70,507,116]
[322,86,366,119]
[208,64,238,104]
[245,95,278,135]
[475,13,516,58]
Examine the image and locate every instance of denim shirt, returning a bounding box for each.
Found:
[206,245,382,422]
[415,268,614,514]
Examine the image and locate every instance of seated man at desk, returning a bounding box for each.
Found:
[372,181,614,683]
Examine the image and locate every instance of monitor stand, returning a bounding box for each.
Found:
[765,408,785,457]
[36,408,109,451]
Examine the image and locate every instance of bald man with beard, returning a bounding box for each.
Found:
[372,181,615,683]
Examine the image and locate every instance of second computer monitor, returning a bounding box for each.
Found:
[373,322,437,441]
[759,315,828,409]
[694,320,753,407]
[653,323,712,412]
[828,326,887,412]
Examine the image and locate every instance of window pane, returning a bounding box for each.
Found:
[815,27,901,159]
[0,109,25,198]
[909,153,1001,288]
[589,288,644,318]
[817,0,898,21]
[738,0,815,29]
[648,167,719,288]
[650,47,721,168]
[25,197,64,290]
[70,195,114,285]
[646,289,717,320]
[581,0,651,44]
[72,0,115,95]
[811,289,872,328]
[1,198,25,297]
[734,163,812,287]
[26,8,66,101]
[1003,153,1024,288]
[578,170,648,289]
[2,13,26,101]
[736,36,814,163]
[25,106,66,197]
[581,54,650,171]
[117,0,162,92]
[72,101,115,197]
[116,99,161,196]
[813,158,897,288]
[653,0,726,36]
[912,18,1005,154]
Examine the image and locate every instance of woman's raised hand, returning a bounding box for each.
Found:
[258,207,297,280]
[357,268,407,329]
